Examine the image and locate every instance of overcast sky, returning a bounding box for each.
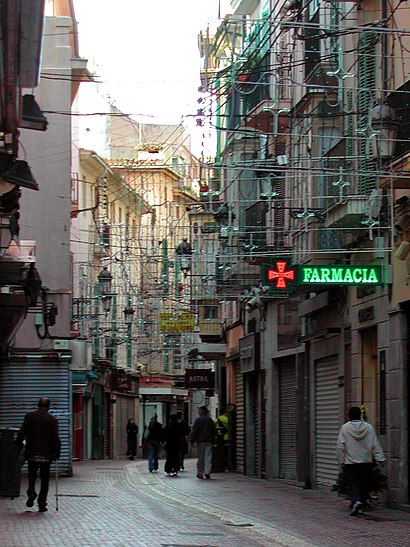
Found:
[73,0,231,126]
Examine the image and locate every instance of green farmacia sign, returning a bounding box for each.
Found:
[299,265,382,285]
[262,260,383,292]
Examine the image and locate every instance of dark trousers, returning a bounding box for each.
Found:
[148,441,160,471]
[343,463,373,505]
[27,460,51,507]
[164,448,180,474]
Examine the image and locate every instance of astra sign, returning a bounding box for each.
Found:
[262,260,382,292]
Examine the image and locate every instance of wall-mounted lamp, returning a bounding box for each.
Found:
[394,213,410,235]
[21,95,48,131]
[123,305,135,326]
[395,240,410,261]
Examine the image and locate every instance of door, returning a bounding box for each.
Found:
[73,392,83,460]
[92,385,104,460]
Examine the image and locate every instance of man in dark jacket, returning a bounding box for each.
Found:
[17,397,61,512]
[190,406,216,479]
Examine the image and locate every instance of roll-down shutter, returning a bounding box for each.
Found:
[315,357,339,486]
[279,359,297,480]
[235,367,245,473]
[0,351,72,475]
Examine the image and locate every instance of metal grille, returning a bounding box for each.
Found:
[279,358,297,480]
[315,357,339,486]
[235,367,245,473]
[0,352,72,476]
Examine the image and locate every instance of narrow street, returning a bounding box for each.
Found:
[1,459,409,547]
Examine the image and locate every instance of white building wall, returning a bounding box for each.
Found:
[14,15,79,345]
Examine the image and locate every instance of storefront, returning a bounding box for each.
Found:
[240,332,264,477]
[111,371,139,458]
[0,350,72,475]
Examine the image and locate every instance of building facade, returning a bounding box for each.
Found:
[199,0,410,507]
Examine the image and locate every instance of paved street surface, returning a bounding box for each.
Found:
[1,458,409,546]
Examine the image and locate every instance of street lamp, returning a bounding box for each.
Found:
[123,305,135,326]
[98,267,113,314]
[370,102,400,160]
[123,304,135,369]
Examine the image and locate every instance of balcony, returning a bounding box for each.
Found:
[198,319,223,338]
[325,196,368,229]
[379,152,410,190]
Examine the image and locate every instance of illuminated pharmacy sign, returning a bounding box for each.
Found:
[299,265,382,285]
[262,260,383,292]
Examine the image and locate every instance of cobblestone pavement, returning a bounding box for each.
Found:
[1,458,409,547]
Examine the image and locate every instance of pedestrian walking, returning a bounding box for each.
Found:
[144,413,163,472]
[337,406,385,516]
[126,418,138,460]
[190,406,216,479]
[16,397,61,512]
[176,410,190,471]
[163,414,183,476]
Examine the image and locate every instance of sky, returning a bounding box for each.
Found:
[73,0,232,131]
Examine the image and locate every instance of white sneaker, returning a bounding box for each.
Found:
[350,501,363,516]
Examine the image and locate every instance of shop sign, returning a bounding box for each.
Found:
[262,259,382,292]
[239,333,260,373]
[299,265,382,285]
[160,312,195,332]
[185,368,214,389]
[111,372,132,393]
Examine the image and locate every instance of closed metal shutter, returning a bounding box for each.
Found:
[235,367,245,473]
[315,356,339,486]
[0,351,72,476]
[260,371,266,478]
[279,359,297,480]
[252,374,260,476]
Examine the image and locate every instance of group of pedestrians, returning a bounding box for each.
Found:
[141,406,217,479]
[143,411,190,476]
[14,396,386,518]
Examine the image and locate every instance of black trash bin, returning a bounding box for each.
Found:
[212,441,226,473]
[0,428,23,498]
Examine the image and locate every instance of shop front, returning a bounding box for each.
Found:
[239,332,264,478]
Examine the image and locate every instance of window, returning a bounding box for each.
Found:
[204,305,218,320]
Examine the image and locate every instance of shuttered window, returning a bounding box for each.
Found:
[357,32,378,194]
[346,89,354,157]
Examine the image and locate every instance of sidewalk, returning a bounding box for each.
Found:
[128,458,410,546]
[0,457,409,546]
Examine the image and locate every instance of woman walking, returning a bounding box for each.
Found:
[126,418,138,460]
[163,414,183,476]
